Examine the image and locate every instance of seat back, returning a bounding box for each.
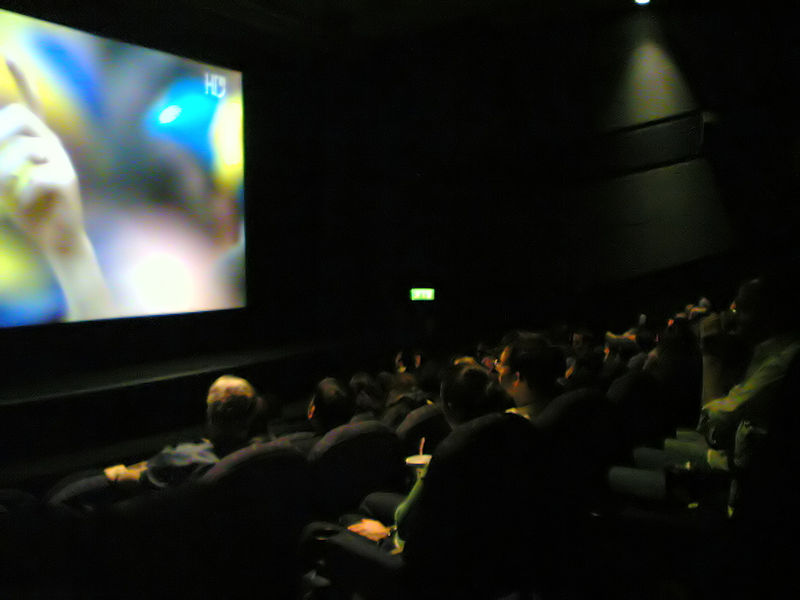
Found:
[308,421,405,518]
[533,388,620,510]
[607,370,675,452]
[402,413,549,599]
[274,430,319,456]
[44,470,142,516]
[724,347,800,600]
[92,440,313,599]
[200,438,312,503]
[735,347,800,524]
[395,404,451,457]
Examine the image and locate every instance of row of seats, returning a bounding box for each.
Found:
[8,332,794,598]
[31,381,635,598]
[2,412,454,598]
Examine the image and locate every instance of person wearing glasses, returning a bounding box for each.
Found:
[494,331,565,420]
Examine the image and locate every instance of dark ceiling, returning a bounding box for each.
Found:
[196,0,640,40]
[195,0,795,114]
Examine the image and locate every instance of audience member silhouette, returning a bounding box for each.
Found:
[104,375,262,489]
[274,377,356,455]
[644,317,704,430]
[380,371,428,429]
[563,328,606,391]
[348,372,385,422]
[495,331,565,419]
[697,272,800,508]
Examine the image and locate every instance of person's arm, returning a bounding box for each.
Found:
[702,354,727,407]
[347,519,393,542]
[393,464,427,547]
[699,313,727,406]
[104,460,148,484]
[347,464,428,549]
[1,58,115,321]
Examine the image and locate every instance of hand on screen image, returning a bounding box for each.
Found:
[0,57,115,321]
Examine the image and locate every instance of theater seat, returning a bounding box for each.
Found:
[403,412,549,599]
[734,350,800,525]
[307,421,406,518]
[533,388,621,512]
[196,440,313,597]
[301,413,553,600]
[395,403,451,457]
[199,438,311,500]
[607,370,676,452]
[44,470,142,516]
[272,429,319,456]
[724,350,800,596]
[88,440,313,599]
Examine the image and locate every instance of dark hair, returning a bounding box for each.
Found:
[440,364,510,424]
[309,377,354,433]
[572,328,596,347]
[396,349,419,373]
[349,371,378,396]
[377,371,395,395]
[247,390,277,439]
[635,328,657,353]
[415,358,443,397]
[349,372,384,414]
[475,341,497,362]
[505,332,564,398]
[391,372,418,393]
[746,263,800,334]
[499,329,526,349]
[382,389,428,428]
[646,319,704,428]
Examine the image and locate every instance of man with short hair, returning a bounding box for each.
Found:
[495,332,564,420]
[270,377,356,455]
[307,377,355,434]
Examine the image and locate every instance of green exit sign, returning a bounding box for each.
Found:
[410,288,435,301]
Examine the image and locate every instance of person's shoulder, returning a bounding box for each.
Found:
[151,439,218,463]
[751,335,800,374]
[143,439,220,488]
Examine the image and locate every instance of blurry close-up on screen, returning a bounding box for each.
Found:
[0,7,245,328]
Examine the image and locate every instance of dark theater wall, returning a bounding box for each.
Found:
[562,159,732,289]
[300,8,742,342]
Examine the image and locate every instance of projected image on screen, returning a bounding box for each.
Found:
[0,8,244,328]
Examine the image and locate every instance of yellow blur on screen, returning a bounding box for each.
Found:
[0,10,96,148]
[0,227,50,299]
[211,90,243,196]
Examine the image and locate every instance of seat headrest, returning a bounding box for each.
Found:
[308,420,396,461]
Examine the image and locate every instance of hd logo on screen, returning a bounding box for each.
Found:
[204,73,226,98]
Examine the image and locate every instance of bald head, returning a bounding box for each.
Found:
[206,375,259,439]
[207,375,256,407]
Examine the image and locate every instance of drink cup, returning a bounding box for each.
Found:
[405,454,431,480]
